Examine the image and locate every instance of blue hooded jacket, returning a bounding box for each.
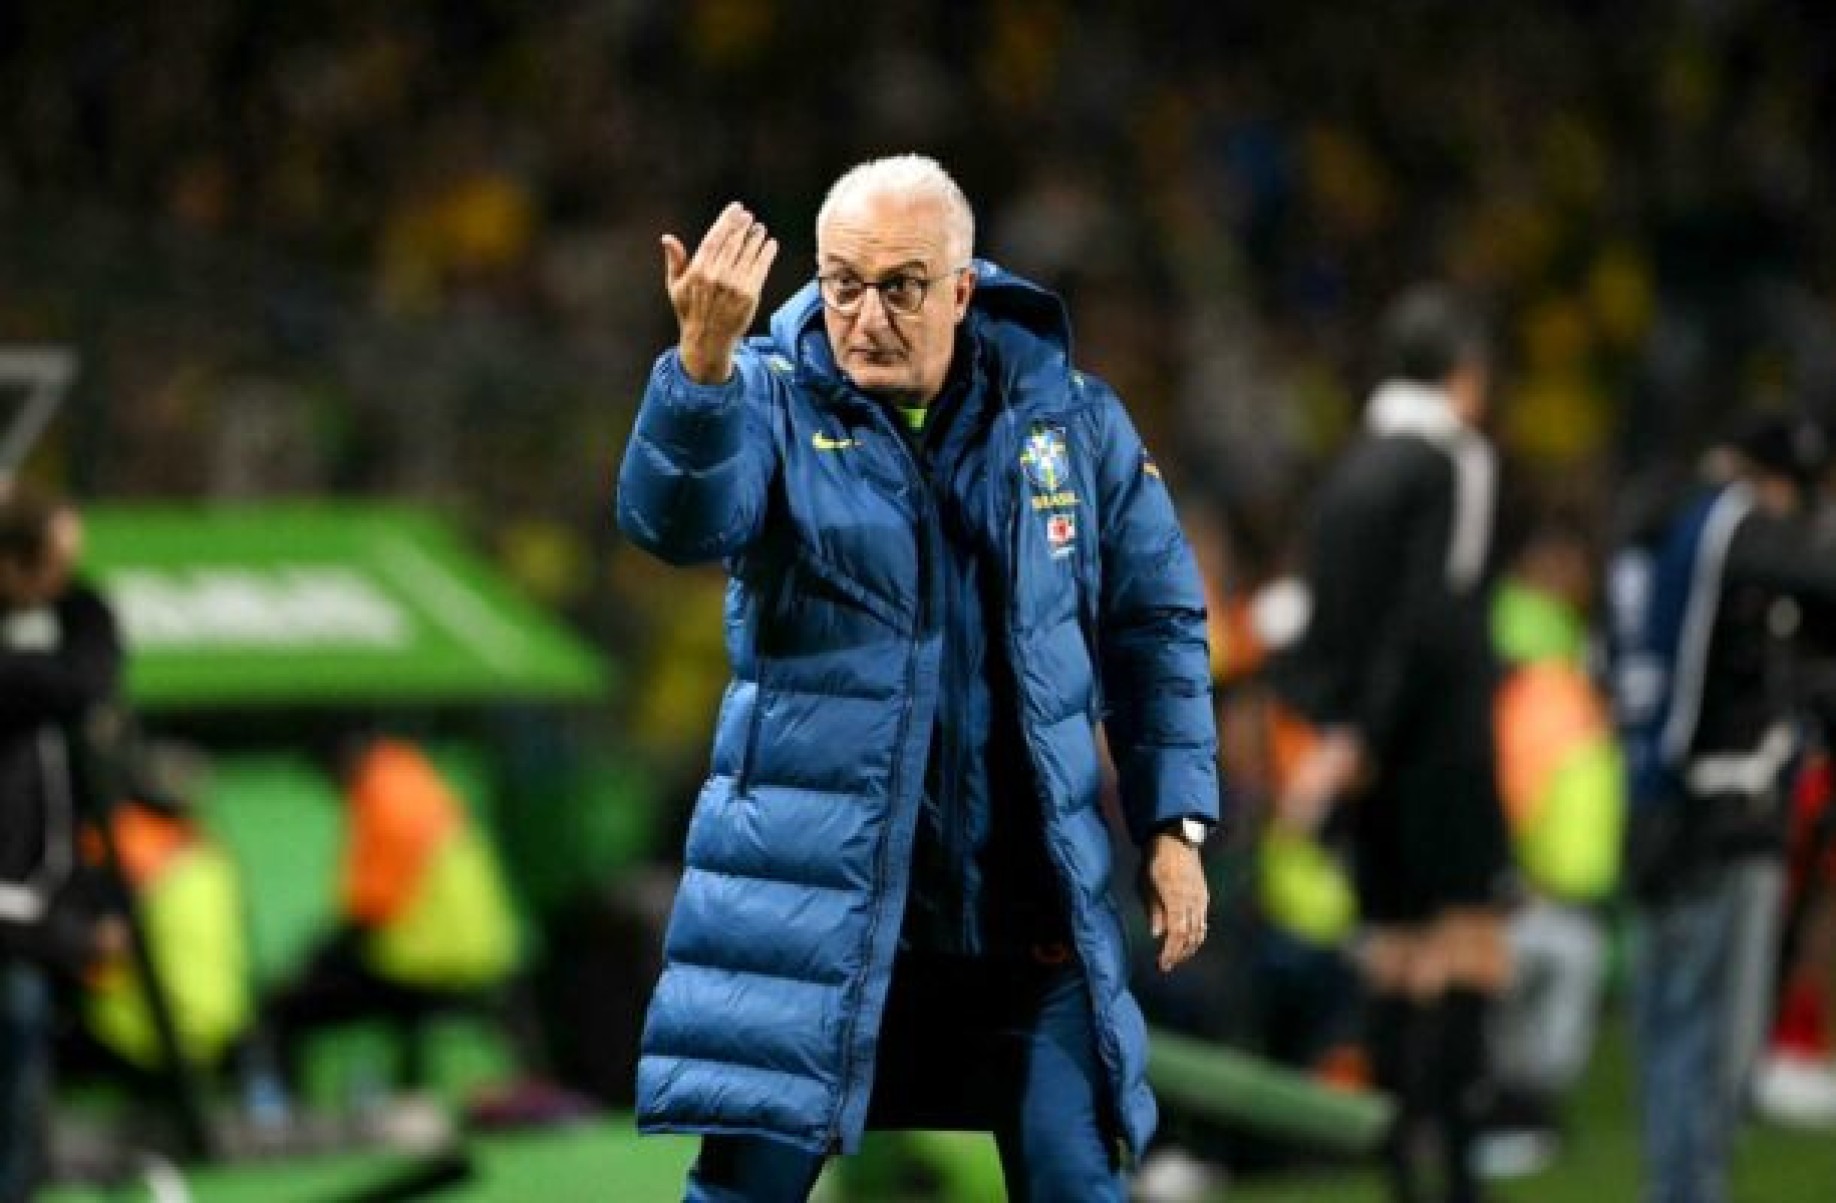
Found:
[616,261,1220,1157]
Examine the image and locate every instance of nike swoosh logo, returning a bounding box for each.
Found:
[812,433,859,451]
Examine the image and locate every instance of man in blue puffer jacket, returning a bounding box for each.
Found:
[617,155,1220,1201]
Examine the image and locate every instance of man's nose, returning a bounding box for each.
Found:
[854,286,896,333]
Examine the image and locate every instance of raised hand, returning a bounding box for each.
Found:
[662,202,780,385]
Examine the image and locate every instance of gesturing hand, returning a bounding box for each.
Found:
[1141,835,1210,973]
[662,201,780,385]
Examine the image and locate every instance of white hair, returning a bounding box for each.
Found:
[816,154,975,265]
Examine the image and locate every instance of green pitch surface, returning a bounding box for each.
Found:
[41,1020,1836,1200]
[39,1125,695,1203]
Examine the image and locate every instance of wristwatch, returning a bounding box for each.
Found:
[1158,817,1211,850]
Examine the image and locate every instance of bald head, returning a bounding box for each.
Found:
[817,155,975,266]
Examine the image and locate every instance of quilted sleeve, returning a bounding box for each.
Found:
[1086,377,1222,845]
[616,348,778,565]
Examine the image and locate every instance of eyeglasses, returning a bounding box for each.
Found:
[816,265,968,317]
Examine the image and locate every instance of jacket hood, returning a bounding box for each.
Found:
[767,259,1073,411]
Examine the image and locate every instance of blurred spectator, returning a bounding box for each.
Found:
[4,1,1831,538]
[1273,286,1512,1203]
[262,733,521,1096]
[1479,513,1624,1178]
[1207,550,1364,1088]
[0,487,124,1201]
[1609,412,1836,1203]
[74,744,251,1079]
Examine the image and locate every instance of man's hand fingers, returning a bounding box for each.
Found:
[738,222,770,269]
[684,205,772,313]
[708,215,754,276]
[1157,882,1209,971]
[746,238,780,291]
[1160,911,1206,972]
[1160,937,1182,973]
[1143,837,1209,971]
[716,220,763,282]
[661,235,688,288]
[665,201,772,364]
[695,202,749,273]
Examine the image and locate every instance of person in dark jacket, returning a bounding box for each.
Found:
[1274,286,1512,1203]
[0,487,124,1201]
[617,155,1220,1201]
[1609,412,1836,1203]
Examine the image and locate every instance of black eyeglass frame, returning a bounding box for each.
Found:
[814,263,972,316]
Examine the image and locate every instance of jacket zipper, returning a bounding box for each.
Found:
[941,570,965,945]
[932,457,968,950]
[829,406,936,1149]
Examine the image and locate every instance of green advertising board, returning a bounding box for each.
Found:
[80,504,608,709]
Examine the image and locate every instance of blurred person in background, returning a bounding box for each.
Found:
[69,743,251,1086]
[1274,285,1512,1203]
[1609,411,1836,1203]
[1479,511,1624,1178]
[1248,580,1366,1091]
[616,154,1218,1201]
[1203,547,1365,1090]
[261,732,521,1099]
[0,487,125,1201]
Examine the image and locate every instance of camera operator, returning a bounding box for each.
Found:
[0,486,124,1200]
[1610,413,1836,1203]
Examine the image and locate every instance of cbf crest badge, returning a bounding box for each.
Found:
[1021,423,1079,558]
[1020,424,1070,491]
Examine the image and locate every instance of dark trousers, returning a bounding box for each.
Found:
[0,961,50,1203]
[686,953,1125,1202]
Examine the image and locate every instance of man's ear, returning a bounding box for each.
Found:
[953,267,977,322]
[1447,360,1490,426]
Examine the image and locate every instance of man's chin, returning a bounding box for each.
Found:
[846,369,923,405]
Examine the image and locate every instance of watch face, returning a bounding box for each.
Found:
[1180,818,1208,847]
